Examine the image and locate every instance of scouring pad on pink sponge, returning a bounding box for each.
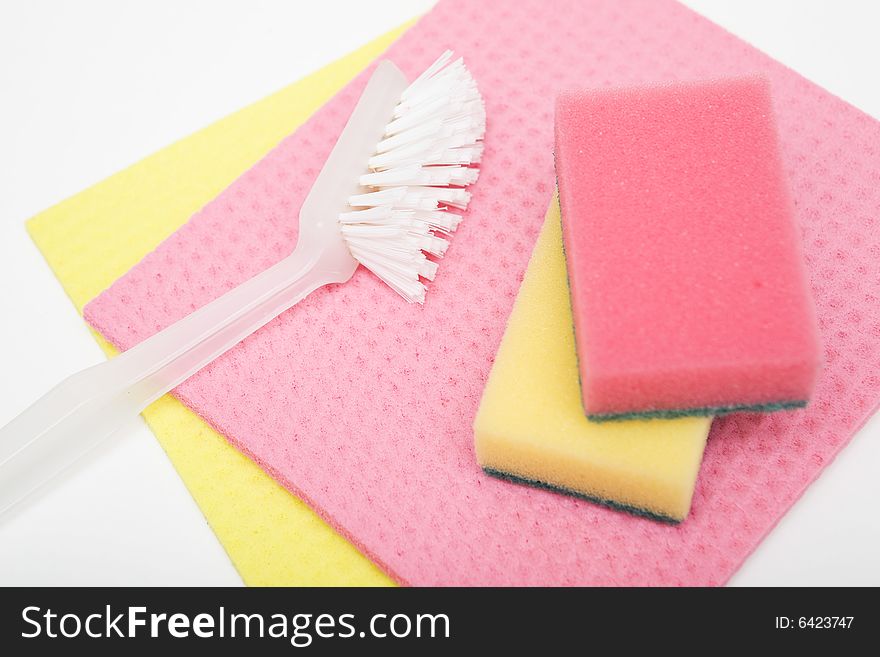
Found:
[555,75,821,421]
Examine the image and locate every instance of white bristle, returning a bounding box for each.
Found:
[339,51,485,304]
[360,164,480,188]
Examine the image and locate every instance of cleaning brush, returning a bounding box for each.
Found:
[0,51,485,513]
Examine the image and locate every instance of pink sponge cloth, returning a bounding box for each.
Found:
[555,76,821,420]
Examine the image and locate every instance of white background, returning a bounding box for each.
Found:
[0,0,878,586]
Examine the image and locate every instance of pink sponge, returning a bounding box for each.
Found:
[555,76,821,420]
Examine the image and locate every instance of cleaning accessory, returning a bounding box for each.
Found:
[25,27,410,586]
[0,51,485,514]
[83,0,880,586]
[555,76,821,421]
[474,196,711,522]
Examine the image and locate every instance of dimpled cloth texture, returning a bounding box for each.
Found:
[85,0,880,585]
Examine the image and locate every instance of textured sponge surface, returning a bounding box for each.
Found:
[556,77,821,418]
[474,198,711,521]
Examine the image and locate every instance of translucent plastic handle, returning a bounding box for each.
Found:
[0,59,407,515]
[0,249,338,514]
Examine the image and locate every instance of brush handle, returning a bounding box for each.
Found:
[0,247,340,515]
[0,59,406,516]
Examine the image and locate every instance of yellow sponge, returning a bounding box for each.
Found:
[473,196,713,522]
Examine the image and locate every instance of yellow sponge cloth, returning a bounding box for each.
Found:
[473,197,712,522]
